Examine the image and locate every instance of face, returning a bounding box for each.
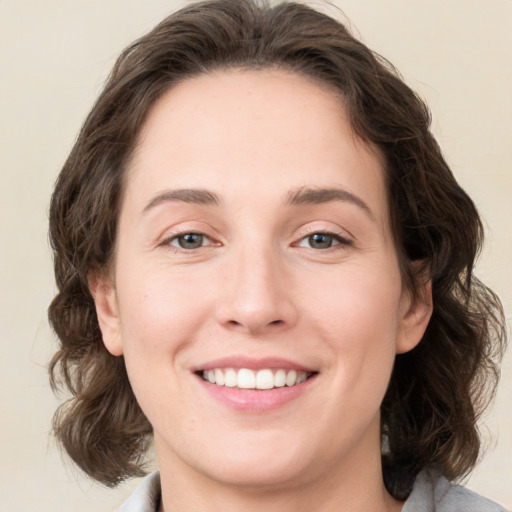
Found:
[93,70,431,491]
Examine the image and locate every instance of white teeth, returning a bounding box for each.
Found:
[224,368,237,387]
[256,369,274,390]
[214,368,225,386]
[286,369,297,387]
[237,368,256,389]
[274,369,286,387]
[201,368,311,389]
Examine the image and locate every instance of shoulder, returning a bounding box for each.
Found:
[115,472,161,512]
[403,467,508,512]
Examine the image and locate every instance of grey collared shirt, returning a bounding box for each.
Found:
[115,468,508,512]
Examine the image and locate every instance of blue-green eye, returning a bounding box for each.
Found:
[298,233,345,249]
[169,233,210,249]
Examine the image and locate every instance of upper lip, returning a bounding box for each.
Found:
[191,356,316,373]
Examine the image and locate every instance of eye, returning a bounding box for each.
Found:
[168,232,211,249]
[297,232,347,249]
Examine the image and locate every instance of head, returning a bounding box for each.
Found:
[49,0,506,499]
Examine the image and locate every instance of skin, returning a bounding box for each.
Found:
[91,69,432,512]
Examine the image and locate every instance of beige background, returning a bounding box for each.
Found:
[0,0,510,510]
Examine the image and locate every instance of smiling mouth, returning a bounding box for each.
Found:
[198,368,316,390]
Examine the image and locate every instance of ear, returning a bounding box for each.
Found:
[88,272,123,356]
[396,276,433,355]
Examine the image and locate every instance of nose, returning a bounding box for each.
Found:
[216,245,298,336]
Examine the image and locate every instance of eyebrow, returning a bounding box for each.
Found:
[142,185,374,220]
[143,188,221,213]
[285,186,375,220]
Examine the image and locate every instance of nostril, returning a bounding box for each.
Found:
[228,319,283,326]
[223,317,285,334]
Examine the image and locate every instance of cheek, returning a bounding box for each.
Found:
[306,259,402,338]
[115,268,212,359]
[114,270,210,421]
[306,261,403,386]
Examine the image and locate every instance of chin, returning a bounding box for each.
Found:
[204,454,310,490]
[192,430,324,490]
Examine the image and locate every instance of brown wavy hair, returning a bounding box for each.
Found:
[48,0,507,497]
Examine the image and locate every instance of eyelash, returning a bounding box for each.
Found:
[162,230,352,252]
[295,231,352,250]
[163,231,215,251]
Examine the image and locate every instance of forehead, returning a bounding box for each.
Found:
[126,69,388,221]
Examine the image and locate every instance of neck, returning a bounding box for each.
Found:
[156,440,404,512]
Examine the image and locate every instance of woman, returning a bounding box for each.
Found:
[48,1,508,510]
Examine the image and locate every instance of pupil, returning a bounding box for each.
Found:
[310,233,332,248]
[179,233,203,248]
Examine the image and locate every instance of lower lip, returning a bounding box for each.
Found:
[196,374,317,413]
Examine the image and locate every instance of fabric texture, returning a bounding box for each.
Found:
[115,467,508,511]
[401,467,507,512]
[116,472,161,512]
